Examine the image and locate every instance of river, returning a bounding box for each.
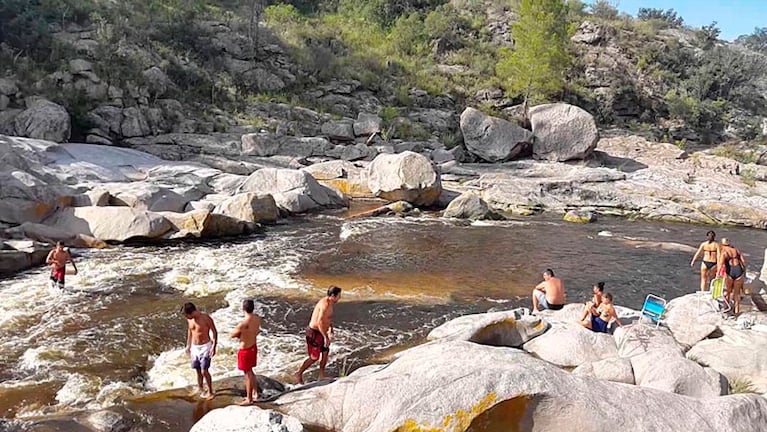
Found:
[1,209,765,430]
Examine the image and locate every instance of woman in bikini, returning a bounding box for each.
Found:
[690,231,720,292]
[579,293,622,333]
[719,238,747,315]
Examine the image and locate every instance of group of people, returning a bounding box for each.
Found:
[531,269,621,333]
[180,286,342,405]
[691,231,748,315]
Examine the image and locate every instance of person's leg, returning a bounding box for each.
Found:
[294,357,316,385]
[700,263,708,291]
[202,369,214,398]
[734,278,744,315]
[532,289,540,311]
[724,277,733,305]
[194,368,204,393]
[249,369,259,401]
[318,350,329,380]
[579,303,591,321]
[240,370,253,405]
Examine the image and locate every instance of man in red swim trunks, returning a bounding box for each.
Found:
[294,286,342,384]
[46,242,77,290]
[232,299,261,405]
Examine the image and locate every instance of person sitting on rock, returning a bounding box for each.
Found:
[588,282,605,308]
[579,293,622,333]
[532,269,565,313]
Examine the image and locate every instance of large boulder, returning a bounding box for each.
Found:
[367,151,441,206]
[614,325,724,397]
[45,207,172,242]
[353,113,382,137]
[191,406,303,432]
[522,319,618,367]
[321,120,355,141]
[13,98,71,143]
[241,133,332,158]
[274,340,767,432]
[160,209,214,239]
[529,103,598,161]
[665,293,723,349]
[5,222,106,248]
[302,161,373,198]
[572,357,635,384]
[71,188,111,207]
[237,168,347,214]
[0,241,50,276]
[443,192,491,220]
[687,326,767,394]
[213,193,279,224]
[428,309,548,347]
[459,107,532,162]
[106,183,189,213]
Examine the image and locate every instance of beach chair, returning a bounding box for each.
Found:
[699,277,731,314]
[640,294,666,328]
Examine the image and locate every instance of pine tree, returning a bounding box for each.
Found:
[496,0,572,112]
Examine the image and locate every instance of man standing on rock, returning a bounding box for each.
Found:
[46,241,77,290]
[182,302,218,400]
[532,269,565,313]
[294,286,342,384]
[232,299,261,405]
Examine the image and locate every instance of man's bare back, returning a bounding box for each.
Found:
[309,297,334,344]
[539,277,565,304]
[234,313,261,349]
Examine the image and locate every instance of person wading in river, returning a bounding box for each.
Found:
[720,238,747,315]
[294,286,342,385]
[532,269,565,313]
[182,302,218,399]
[46,242,77,290]
[232,299,261,405]
[691,231,720,292]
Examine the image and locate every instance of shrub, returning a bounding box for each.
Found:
[637,8,683,27]
[729,377,758,394]
[589,0,618,19]
[264,4,303,25]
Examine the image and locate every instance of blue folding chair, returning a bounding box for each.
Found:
[640,294,667,328]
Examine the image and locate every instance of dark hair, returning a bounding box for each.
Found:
[243,299,255,313]
[544,269,554,277]
[595,282,605,292]
[604,293,613,301]
[706,231,715,239]
[181,302,196,315]
[56,241,64,246]
[327,286,342,297]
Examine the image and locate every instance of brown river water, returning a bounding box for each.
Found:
[1,207,765,431]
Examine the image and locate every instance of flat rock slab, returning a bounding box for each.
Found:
[522,319,618,368]
[191,405,303,432]
[572,357,635,384]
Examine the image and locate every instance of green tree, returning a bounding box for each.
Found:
[737,27,767,54]
[496,0,572,110]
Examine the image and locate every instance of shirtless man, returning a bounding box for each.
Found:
[181,302,217,399]
[232,299,261,405]
[691,231,720,292]
[720,238,747,315]
[46,242,77,290]
[532,269,565,313]
[579,293,622,333]
[294,286,342,384]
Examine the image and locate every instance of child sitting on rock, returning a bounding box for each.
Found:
[579,292,622,333]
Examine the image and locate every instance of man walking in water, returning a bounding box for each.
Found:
[232,299,261,405]
[294,286,342,384]
[46,242,77,290]
[691,231,720,291]
[182,302,217,399]
[532,269,565,313]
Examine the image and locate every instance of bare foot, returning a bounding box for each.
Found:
[205,392,215,401]
[238,399,253,406]
[293,372,304,385]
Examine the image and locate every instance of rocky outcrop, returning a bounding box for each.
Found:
[428,309,547,347]
[459,107,532,162]
[213,193,279,224]
[442,192,491,220]
[321,120,355,141]
[367,151,441,206]
[563,209,597,223]
[529,103,598,161]
[191,406,303,432]
[0,240,50,276]
[522,318,618,368]
[274,340,767,432]
[5,222,107,249]
[572,357,635,384]
[665,293,723,349]
[237,168,347,214]
[44,207,173,242]
[353,113,382,137]
[105,183,189,213]
[13,98,71,143]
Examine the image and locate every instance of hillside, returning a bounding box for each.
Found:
[1,0,766,151]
